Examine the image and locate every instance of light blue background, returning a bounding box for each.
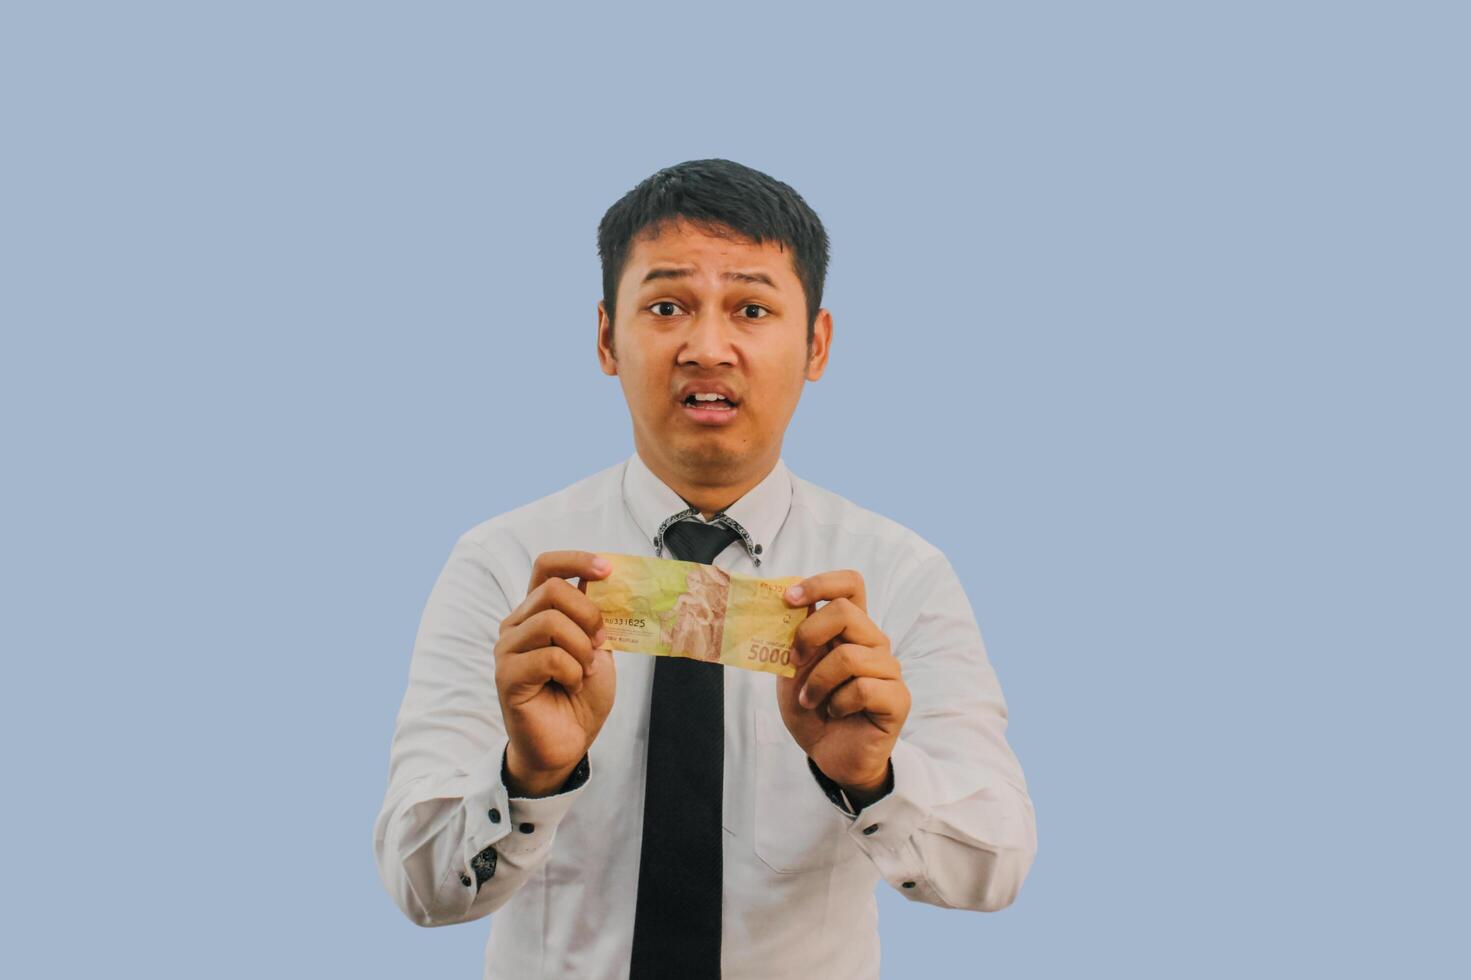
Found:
[3,2,1465,977]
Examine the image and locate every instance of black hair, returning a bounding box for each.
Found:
[597,158,830,348]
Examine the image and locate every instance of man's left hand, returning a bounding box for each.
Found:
[777,569,910,808]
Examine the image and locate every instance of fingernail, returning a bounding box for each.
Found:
[799,685,812,708]
[786,585,804,603]
[587,655,599,676]
[593,557,611,574]
[594,628,607,646]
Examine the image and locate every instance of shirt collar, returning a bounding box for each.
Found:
[622,450,795,566]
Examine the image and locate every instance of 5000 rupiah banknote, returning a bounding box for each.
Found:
[584,552,808,677]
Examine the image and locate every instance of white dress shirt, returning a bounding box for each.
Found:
[373,452,1037,979]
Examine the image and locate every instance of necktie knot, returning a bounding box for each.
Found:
[654,508,762,566]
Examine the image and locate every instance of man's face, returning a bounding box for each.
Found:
[597,218,831,486]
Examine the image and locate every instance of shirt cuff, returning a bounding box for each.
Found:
[818,739,938,896]
[456,743,592,888]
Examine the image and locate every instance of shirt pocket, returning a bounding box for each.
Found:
[752,710,853,875]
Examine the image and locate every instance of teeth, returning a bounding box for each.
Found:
[685,392,733,410]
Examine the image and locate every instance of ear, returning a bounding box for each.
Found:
[596,300,618,375]
[804,307,833,381]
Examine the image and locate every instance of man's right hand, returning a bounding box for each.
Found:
[494,551,616,797]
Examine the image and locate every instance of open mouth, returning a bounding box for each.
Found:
[681,394,737,411]
[680,392,740,425]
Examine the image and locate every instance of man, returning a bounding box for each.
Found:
[373,158,1037,979]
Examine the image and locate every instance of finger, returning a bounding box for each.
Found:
[792,598,885,666]
[792,601,846,666]
[504,576,606,641]
[528,550,612,594]
[783,569,866,613]
[826,676,909,726]
[497,645,586,702]
[500,608,599,674]
[798,644,900,709]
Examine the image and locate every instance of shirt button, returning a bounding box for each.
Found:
[863,824,880,835]
[902,881,916,889]
[488,807,501,824]
[459,873,472,887]
[519,822,535,834]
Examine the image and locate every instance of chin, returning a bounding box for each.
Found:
[671,440,747,476]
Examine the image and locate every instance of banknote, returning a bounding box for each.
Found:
[585,552,808,677]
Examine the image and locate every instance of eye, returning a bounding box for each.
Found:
[741,304,771,319]
[647,300,685,317]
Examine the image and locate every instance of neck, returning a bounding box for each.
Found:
[636,441,780,520]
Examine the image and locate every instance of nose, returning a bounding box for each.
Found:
[677,306,737,368]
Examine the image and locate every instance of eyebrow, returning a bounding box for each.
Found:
[640,267,778,289]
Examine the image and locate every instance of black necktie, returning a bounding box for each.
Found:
[629,518,740,979]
